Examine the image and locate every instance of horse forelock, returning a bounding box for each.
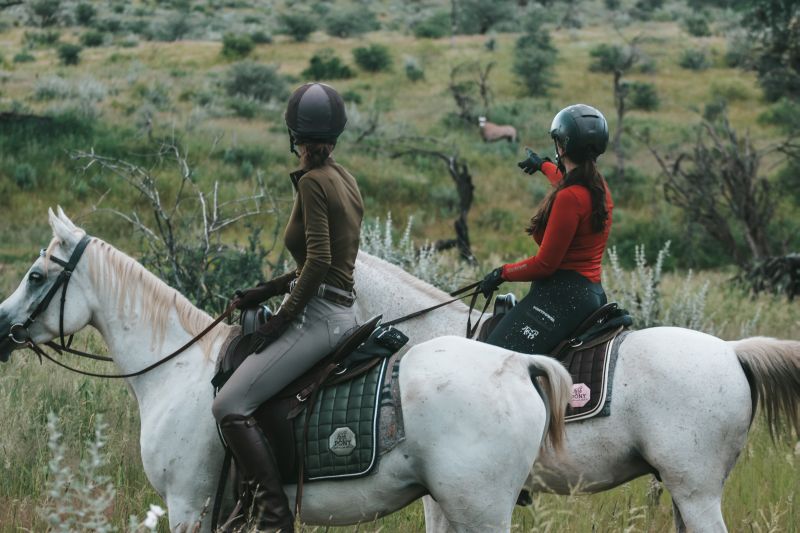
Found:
[83,238,224,359]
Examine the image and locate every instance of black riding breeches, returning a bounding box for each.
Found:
[485,269,607,355]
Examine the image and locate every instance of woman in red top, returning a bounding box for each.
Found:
[479,104,613,354]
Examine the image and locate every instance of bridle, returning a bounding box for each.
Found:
[8,234,232,379]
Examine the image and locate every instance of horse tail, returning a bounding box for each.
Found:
[524,354,572,452]
[729,337,800,439]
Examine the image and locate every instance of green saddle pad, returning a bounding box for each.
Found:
[294,357,389,481]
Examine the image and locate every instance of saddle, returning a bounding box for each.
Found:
[480,295,633,421]
[214,309,409,481]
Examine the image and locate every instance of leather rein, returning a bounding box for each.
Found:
[8,235,232,379]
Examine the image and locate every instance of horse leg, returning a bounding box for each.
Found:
[423,495,456,533]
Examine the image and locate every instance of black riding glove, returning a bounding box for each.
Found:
[517,148,551,175]
[232,283,277,310]
[252,312,292,354]
[478,268,505,298]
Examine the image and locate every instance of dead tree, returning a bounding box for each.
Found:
[643,113,777,266]
[70,142,283,312]
[386,139,476,263]
[448,61,495,124]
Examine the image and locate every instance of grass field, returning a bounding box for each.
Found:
[1,0,798,530]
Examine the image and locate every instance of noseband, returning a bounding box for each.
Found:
[9,235,93,349]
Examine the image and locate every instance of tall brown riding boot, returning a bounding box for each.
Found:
[220,414,295,533]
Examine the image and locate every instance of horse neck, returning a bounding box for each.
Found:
[86,245,227,401]
[354,253,477,343]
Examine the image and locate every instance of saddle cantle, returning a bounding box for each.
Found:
[480,297,633,422]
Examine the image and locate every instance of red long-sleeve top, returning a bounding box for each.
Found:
[502,161,613,283]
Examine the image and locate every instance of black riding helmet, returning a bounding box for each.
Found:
[549,104,609,165]
[285,83,347,156]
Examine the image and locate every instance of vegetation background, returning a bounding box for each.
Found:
[0,0,797,530]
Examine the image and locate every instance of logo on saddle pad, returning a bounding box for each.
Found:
[329,427,357,456]
[570,383,591,408]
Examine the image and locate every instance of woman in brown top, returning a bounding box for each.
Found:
[212,83,363,532]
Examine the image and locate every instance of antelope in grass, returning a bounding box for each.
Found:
[479,116,517,143]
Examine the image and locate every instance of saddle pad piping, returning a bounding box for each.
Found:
[565,336,616,423]
[306,357,389,481]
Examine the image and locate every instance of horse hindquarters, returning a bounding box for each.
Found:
[400,337,548,532]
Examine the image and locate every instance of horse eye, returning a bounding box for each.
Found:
[28,271,44,283]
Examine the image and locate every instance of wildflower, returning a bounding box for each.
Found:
[143,505,165,529]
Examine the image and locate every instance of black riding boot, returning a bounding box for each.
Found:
[220,414,295,533]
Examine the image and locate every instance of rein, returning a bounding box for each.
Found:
[8,234,233,379]
[382,280,494,338]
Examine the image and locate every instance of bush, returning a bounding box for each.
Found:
[151,14,192,41]
[679,48,710,70]
[589,43,629,73]
[513,30,557,96]
[341,89,362,104]
[630,0,664,20]
[74,3,96,26]
[23,30,60,48]
[250,30,272,44]
[57,43,82,66]
[684,14,711,37]
[324,7,379,38]
[353,44,392,72]
[302,49,353,80]
[413,11,450,39]
[13,163,38,190]
[628,82,659,110]
[224,61,288,102]
[13,52,36,63]
[227,96,260,118]
[456,0,514,35]
[279,13,316,42]
[80,30,105,47]
[724,31,751,68]
[34,75,71,100]
[28,0,61,27]
[404,56,425,82]
[221,33,254,59]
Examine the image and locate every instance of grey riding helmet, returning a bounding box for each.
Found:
[549,104,609,164]
[285,83,347,154]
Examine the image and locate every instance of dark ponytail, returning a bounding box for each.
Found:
[299,142,335,170]
[526,160,609,236]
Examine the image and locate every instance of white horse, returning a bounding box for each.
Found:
[0,208,573,532]
[352,251,800,533]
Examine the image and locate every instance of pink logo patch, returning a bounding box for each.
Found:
[570,383,591,408]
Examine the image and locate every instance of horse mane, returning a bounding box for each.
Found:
[67,236,225,357]
[356,251,470,311]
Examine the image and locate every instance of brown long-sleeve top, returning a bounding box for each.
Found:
[269,160,364,318]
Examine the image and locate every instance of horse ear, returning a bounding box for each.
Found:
[48,207,77,244]
[56,206,79,233]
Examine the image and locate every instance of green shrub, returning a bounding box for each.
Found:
[456,0,513,35]
[12,163,37,190]
[28,0,61,27]
[302,49,353,80]
[80,30,105,47]
[630,0,664,20]
[227,96,260,118]
[23,30,60,48]
[96,17,123,34]
[709,80,752,102]
[151,14,192,41]
[250,30,272,44]
[513,29,557,96]
[221,33,254,59]
[34,75,70,100]
[74,3,96,26]
[724,32,751,68]
[341,89,362,104]
[589,43,629,73]
[278,13,316,42]
[404,56,425,82]
[224,61,289,102]
[628,82,659,110]
[684,14,711,37]
[679,48,710,70]
[353,44,392,72]
[134,82,171,109]
[57,43,82,66]
[324,7,379,38]
[413,11,450,39]
[13,51,36,63]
